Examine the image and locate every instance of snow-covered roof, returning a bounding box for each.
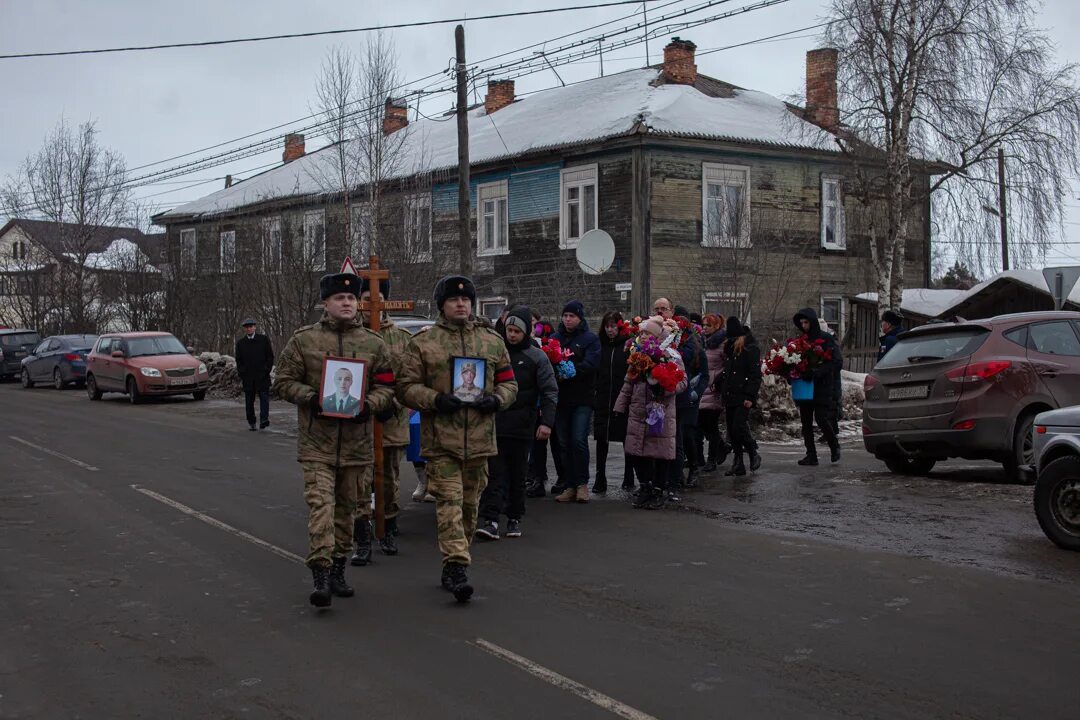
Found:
[854,288,965,318]
[161,68,836,220]
[79,238,161,272]
[938,269,1080,314]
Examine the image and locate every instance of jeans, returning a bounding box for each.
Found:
[555,405,592,489]
[243,376,270,426]
[480,437,531,521]
[725,404,758,455]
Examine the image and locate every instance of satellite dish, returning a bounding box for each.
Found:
[576,229,615,275]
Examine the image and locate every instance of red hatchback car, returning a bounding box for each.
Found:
[85,332,210,403]
[863,311,1080,481]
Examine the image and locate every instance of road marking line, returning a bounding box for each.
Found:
[131,485,304,564]
[9,436,100,471]
[472,638,658,720]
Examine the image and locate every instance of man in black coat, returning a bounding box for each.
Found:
[235,318,275,431]
[878,309,904,361]
[792,308,841,465]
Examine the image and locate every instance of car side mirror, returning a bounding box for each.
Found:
[186,346,195,354]
[111,350,125,359]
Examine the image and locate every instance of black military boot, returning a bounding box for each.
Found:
[379,517,399,556]
[441,562,474,602]
[328,556,354,598]
[829,442,841,463]
[798,454,819,466]
[748,449,762,472]
[632,482,653,509]
[684,467,700,489]
[309,565,332,608]
[725,454,746,476]
[351,518,373,566]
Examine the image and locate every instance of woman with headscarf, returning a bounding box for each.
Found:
[593,310,632,493]
[697,314,731,472]
[717,316,762,476]
[612,316,687,509]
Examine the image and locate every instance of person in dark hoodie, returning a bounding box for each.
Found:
[792,307,842,466]
[717,316,762,476]
[593,310,633,493]
[670,306,709,491]
[552,300,601,503]
[476,307,558,541]
[878,309,904,361]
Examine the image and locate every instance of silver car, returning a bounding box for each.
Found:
[1029,406,1080,550]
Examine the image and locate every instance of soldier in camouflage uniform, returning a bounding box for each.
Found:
[397,275,518,602]
[352,277,412,564]
[273,271,397,608]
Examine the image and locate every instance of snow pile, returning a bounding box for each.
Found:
[854,288,963,318]
[753,370,866,441]
[198,352,242,398]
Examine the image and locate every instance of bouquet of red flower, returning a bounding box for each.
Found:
[625,328,686,390]
[763,335,833,380]
[541,338,576,379]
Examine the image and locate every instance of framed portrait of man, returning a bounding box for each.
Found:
[451,356,486,405]
[319,356,368,419]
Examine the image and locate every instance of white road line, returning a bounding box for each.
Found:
[9,436,100,471]
[131,485,304,564]
[472,638,659,720]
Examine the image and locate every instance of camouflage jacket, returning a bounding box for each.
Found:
[397,314,518,461]
[272,313,396,467]
[367,315,411,448]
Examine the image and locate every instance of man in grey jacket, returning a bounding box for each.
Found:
[476,306,558,540]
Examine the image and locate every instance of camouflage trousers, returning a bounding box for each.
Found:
[302,462,370,568]
[358,445,404,521]
[426,455,489,566]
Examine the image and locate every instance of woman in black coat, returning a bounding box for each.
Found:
[593,311,632,493]
[717,316,762,476]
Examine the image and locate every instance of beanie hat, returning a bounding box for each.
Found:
[882,309,904,327]
[505,305,532,336]
[360,277,391,299]
[562,300,585,321]
[433,275,477,311]
[725,316,746,338]
[674,304,690,319]
[319,272,361,300]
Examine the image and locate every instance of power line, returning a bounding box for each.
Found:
[0,0,663,59]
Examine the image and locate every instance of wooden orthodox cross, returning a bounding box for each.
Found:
[351,255,413,539]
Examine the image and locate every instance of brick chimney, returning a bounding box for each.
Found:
[383,98,409,135]
[662,37,697,85]
[283,133,305,163]
[485,80,516,114]
[806,48,839,130]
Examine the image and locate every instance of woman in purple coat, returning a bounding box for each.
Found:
[612,316,688,510]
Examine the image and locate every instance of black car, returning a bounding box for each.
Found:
[20,334,98,389]
[0,329,42,380]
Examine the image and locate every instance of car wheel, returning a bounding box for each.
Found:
[1004,413,1037,484]
[884,457,937,476]
[86,374,102,400]
[1034,455,1080,551]
[192,390,207,401]
[20,368,33,389]
[53,368,65,390]
[127,376,143,405]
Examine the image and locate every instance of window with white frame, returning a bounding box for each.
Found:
[179,229,197,277]
[303,210,326,271]
[820,295,845,339]
[702,163,751,248]
[263,217,282,273]
[219,231,236,273]
[351,203,374,261]
[701,291,750,324]
[477,180,509,256]
[821,176,846,249]
[405,194,432,261]
[560,164,597,249]
[479,297,508,321]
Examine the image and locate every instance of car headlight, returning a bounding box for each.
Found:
[198,363,207,374]
[140,367,162,377]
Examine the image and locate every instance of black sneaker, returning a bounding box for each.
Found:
[830,446,841,463]
[525,481,546,498]
[475,520,500,541]
[505,519,522,538]
[441,562,473,602]
[260,420,270,429]
[248,424,256,432]
[549,482,567,497]
[797,455,819,466]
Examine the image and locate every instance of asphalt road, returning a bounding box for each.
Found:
[1,383,1078,720]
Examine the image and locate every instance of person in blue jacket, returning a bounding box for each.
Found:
[878,310,904,361]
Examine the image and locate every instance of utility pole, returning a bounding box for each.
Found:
[642,2,650,65]
[455,25,472,275]
[998,147,1009,272]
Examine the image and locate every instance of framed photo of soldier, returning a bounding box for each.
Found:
[451,356,486,405]
[319,356,368,418]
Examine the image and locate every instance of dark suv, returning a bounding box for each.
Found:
[0,328,42,380]
[863,311,1080,481]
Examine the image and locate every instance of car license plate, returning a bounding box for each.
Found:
[888,385,930,401]
[169,377,190,386]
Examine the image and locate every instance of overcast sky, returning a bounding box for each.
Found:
[2,0,1078,273]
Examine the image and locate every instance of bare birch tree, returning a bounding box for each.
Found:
[824,0,1080,310]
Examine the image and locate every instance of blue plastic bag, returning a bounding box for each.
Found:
[791,378,814,402]
[406,409,424,462]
